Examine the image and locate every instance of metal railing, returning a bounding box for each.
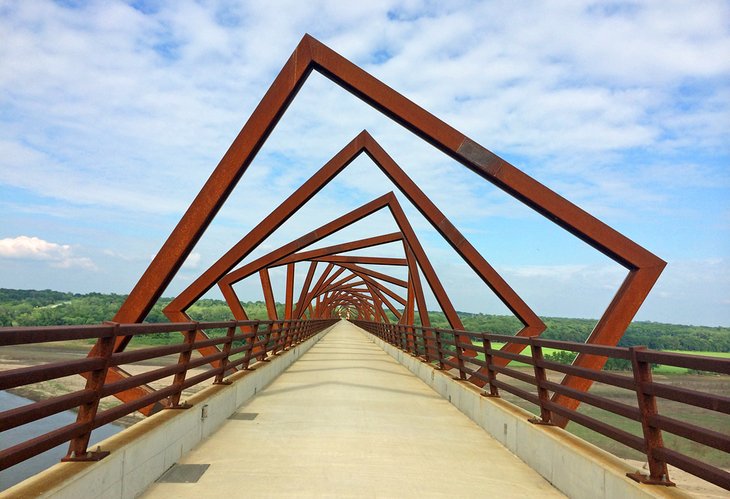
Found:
[353,320,730,491]
[0,318,336,471]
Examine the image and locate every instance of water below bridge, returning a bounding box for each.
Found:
[141,320,564,498]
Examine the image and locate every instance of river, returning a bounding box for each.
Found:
[0,391,124,491]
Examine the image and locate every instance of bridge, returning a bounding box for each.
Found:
[1,35,728,498]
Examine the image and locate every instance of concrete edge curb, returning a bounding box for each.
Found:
[2,325,335,499]
[365,331,693,499]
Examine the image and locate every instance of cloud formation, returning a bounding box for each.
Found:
[0,1,727,325]
[0,236,96,270]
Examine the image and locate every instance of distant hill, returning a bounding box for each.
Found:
[0,288,727,352]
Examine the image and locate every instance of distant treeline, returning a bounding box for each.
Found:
[1,288,728,352]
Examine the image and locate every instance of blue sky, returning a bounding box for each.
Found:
[0,0,728,326]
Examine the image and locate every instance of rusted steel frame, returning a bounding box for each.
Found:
[332,268,407,305]
[297,262,336,318]
[405,280,415,325]
[401,243,430,329]
[527,337,554,426]
[326,296,371,319]
[310,265,348,297]
[627,346,673,485]
[319,277,366,296]
[348,275,406,320]
[276,232,403,266]
[216,194,394,323]
[284,263,295,320]
[336,262,408,288]
[120,138,387,410]
[64,322,116,461]
[312,255,407,266]
[327,290,375,314]
[153,142,447,403]
[112,35,662,422]
[292,261,318,318]
[315,42,665,412]
[363,282,390,323]
[259,268,280,320]
[325,37,667,405]
[167,322,199,408]
[356,273,406,306]
[364,280,402,320]
[165,135,382,320]
[321,269,405,304]
[358,133,538,351]
[386,195,466,340]
[480,333,500,397]
[260,268,283,349]
[300,264,405,321]
[214,323,237,384]
[432,329,445,368]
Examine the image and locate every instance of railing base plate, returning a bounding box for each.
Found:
[626,472,675,486]
[528,417,556,426]
[165,402,193,410]
[62,449,110,462]
[480,392,499,398]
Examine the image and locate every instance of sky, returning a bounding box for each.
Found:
[0,0,728,327]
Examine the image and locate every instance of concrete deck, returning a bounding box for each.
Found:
[141,321,564,498]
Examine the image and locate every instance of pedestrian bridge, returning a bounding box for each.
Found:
[1,34,728,498]
[142,321,563,498]
[3,320,720,498]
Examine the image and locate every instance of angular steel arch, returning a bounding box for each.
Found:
[110,34,664,421]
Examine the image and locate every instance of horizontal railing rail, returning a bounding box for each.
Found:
[0,318,336,472]
[353,320,729,491]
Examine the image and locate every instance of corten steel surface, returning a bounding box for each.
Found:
[104,36,663,418]
[212,193,459,332]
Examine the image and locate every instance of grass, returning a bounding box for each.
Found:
[497,372,730,468]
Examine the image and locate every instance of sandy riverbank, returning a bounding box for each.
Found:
[1,342,212,427]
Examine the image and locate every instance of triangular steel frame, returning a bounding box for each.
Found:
[111,35,665,422]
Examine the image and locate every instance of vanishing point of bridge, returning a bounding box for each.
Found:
[1,35,728,497]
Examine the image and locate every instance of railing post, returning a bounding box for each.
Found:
[627,346,674,486]
[63,322,116,462]
[242,321,259,370]
[291,320,301,346]
[258,322,273,362]
[405,324,413,352]
[168,322,198,409]
[480,333,499,397]
[528,338,554,425]
[214,321,237,385]
[454,333,466,380]
[434,329,444,370]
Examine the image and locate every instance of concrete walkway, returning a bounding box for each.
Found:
[141,321,564,498]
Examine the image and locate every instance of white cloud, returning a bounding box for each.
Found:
[182,252,202,270]
[0,1,728,325]
[0,236,97,270]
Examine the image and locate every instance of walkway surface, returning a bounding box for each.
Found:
[141,321,564,498]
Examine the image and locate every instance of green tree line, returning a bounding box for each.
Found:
[1,288,728,352]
